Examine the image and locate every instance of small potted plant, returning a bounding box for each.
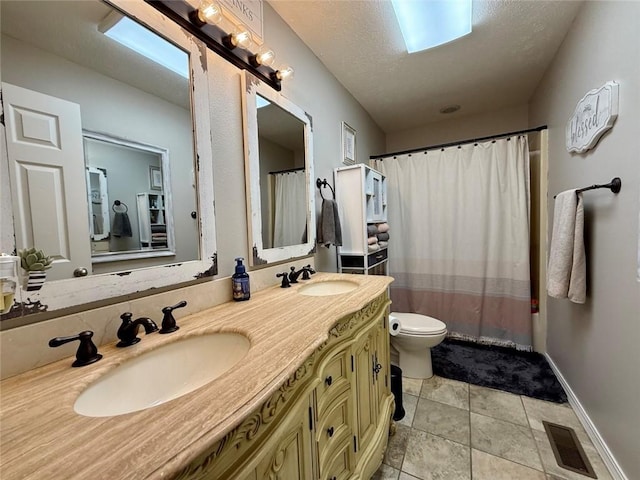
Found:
[18,248,53,291]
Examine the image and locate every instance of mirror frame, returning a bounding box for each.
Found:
[0,0,218,319]
[241,71,316,266]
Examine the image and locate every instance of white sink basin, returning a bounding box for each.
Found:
[298,280,359,296]
[74,333,250,417]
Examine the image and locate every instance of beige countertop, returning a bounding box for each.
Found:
[0,273,393,480]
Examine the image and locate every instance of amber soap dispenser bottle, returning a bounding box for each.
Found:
[232,257,250,301]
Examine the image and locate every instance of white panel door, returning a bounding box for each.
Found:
[2,83,92,281]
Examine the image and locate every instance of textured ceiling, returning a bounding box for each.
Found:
[269,0,584,133]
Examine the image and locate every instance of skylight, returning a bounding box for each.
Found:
[102,15,189,78]
[391,0,472,54]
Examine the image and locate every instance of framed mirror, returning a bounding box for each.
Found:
[0,0,217,320]
[83,130,177,262]
[241,72,316,266]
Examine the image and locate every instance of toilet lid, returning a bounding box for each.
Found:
[391,312,447,335]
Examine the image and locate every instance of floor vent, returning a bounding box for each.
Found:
[543,421,597,478]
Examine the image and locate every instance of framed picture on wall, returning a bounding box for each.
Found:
[149,166,162,191]
[342,122,356,165]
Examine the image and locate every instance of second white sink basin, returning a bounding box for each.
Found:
[298,280,358,296]
[74,332,250,417]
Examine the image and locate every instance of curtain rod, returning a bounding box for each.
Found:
[370,125,548,159]
[268,167,305,175]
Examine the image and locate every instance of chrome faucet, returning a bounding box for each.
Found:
[288,265,316,283]
[116,312,158,347]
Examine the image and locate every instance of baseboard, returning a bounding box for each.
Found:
[545,353,628,480]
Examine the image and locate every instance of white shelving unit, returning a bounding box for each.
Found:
[136,193,167,249]
[334,164,388,275]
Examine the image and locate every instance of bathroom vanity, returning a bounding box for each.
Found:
[0,273,393,480]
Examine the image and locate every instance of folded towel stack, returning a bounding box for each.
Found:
[366,222,390,252]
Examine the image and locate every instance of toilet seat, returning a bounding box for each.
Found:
[391,312,447,336]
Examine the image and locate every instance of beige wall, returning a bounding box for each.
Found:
[529,2,640,478]
[386,103,529,153]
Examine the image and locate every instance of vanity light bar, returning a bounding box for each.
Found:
[144,0,288,92]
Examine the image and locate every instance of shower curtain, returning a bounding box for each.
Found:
[273,169,307,247]
[372,136,532,349]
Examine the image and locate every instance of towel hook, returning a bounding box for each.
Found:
[112,200,128,213]
[316,178,335,200]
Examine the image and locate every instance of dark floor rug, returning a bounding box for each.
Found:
[431,338,568,403]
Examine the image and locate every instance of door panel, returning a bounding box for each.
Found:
[3,82,91,280]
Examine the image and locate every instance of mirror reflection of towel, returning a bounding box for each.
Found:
[93,214,103,235]
[317,199,342,248]
[112,212,132,237]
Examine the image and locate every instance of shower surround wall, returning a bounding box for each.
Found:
[529,2,640,479]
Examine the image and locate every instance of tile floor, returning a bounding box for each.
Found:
[373,375,612,480]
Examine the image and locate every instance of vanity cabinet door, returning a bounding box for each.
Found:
[351,322,379,456]
[253,395,315,480]
[375,314,391,406]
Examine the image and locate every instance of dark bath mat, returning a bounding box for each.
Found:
[431,338,568,403]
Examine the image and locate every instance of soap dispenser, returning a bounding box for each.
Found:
[232,257,250,301]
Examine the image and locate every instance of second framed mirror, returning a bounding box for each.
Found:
[241,72,315,266]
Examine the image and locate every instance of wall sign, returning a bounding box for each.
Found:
[220,0,263,45]
[566,81,618,153]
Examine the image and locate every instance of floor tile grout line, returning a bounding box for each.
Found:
[522,394,551,475]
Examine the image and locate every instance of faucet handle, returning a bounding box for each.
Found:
[301,265,315,280]
[49,330,102,367]
[159,300,187,334]
[276,272,291,288]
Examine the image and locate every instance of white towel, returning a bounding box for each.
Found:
[547,190,586,303]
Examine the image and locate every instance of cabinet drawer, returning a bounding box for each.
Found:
[367,248,387,267]
[340,248,387,269]
[317,390,352,468]
[317,349,350,413]
[320,434,353,480]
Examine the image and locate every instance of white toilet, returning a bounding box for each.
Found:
[390,312,447,379]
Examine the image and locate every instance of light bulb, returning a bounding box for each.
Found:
[198,0,223,25]
[275,66,294,81]
[254,46,276,67]
[231,24,252,49]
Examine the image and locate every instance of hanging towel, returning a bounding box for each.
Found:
[317,198,342,247]
[112,212,133,238]
[547,190,586,303]
[93,214,103,235]
[377,222,390,233]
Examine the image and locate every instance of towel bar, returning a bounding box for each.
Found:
[553,177,621,198]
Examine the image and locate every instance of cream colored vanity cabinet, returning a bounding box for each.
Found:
[178,292,393,480]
